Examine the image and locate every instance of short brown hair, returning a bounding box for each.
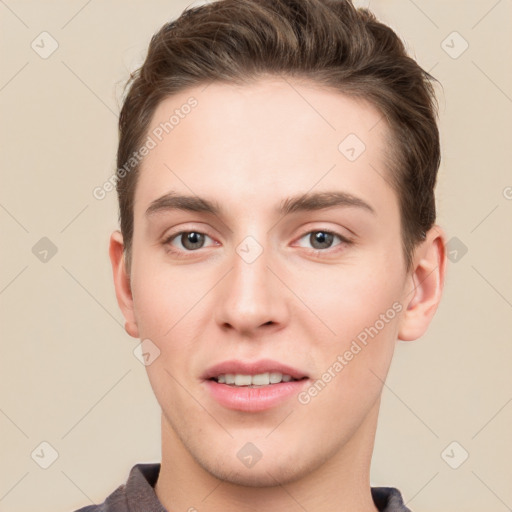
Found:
[116,0,440,271]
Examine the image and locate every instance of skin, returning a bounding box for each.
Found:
[110,77,446,512]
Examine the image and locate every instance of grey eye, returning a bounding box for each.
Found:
[172,232,209,251]
[297,230,342,251]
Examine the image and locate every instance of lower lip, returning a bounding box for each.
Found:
[204,379,309,412]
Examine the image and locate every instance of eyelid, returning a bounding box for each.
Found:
[163,229,217,248]
[163,225,353,260]
[293,228,352,252]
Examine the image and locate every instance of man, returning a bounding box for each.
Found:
[76,0,446,510]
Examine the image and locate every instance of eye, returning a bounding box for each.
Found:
[164,231,216,253]
[296,230,349,252]
[163,228,351,257]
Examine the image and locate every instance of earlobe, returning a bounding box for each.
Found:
[398,226,447,341]
[109,230,140,339]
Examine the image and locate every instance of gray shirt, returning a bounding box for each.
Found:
[73,463,412,512]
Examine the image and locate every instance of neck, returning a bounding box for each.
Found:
[155,400,380,512]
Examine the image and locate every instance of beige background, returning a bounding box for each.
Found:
[1,1,511,511]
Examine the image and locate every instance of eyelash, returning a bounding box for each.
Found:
[163,229,352,259]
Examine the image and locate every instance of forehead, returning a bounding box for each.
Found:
[134,77,395,219]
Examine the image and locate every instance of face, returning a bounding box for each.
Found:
[115,78,422,486]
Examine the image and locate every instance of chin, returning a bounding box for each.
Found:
[207,463,304,488]
[195,449,319,488]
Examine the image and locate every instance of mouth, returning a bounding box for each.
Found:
[209,372,307,387]
[202,359,310,412]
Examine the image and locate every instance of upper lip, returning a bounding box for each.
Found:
[202,359,308,380]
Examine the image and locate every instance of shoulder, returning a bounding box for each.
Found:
[71,463,162,512]
[71,483,128,512]
[371,486,412,512]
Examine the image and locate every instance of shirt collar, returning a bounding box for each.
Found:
[125,463,411,512]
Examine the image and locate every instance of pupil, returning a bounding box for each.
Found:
[183,232,204,250]
[312,231,333,249]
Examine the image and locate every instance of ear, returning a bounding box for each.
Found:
[109,230,140,338]
[398,225,447,341]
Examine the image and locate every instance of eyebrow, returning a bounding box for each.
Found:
[145,190,375,218]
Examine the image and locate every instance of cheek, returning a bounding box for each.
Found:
[129,261,214,389]
[299,295,399,436]
[299,262,403,398]
[130,253,206,339]
[302,262,404,339]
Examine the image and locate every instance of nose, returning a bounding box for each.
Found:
[215,239,289,337]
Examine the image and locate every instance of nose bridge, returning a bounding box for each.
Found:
[215,232,286,334]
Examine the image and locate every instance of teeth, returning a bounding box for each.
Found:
[214,372,298,386]
[252,372,270,385]
[269,372,282,384]
[235,374,252,386]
